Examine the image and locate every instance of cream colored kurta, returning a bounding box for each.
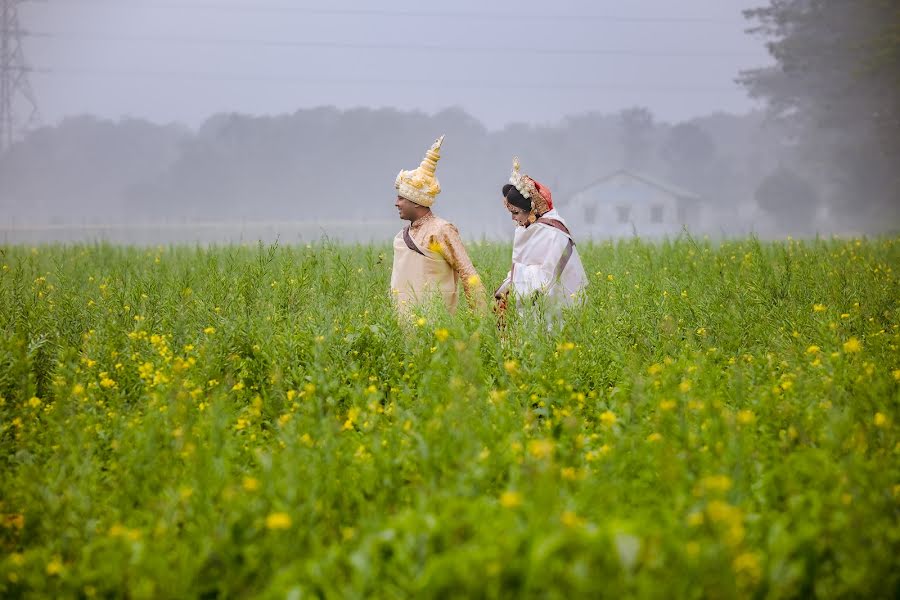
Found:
[390,212,482,315]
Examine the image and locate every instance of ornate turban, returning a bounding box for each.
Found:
[395,135,444,207]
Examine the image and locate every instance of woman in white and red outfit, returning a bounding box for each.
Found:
[494,157,588,327]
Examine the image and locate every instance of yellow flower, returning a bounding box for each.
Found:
[806,345,820,354]
[843,337,862,353]
[600,410,617,426]
[679,380,692,393]
[242,477,260,492]
[646,432,663,442]
[46,556,63,576]
[415,317,426,327]
[585,444,611,462]
[813,303,826,312]
[706,500,742,526]
[527,439,555,460]
[893,369,900,381]
[737,410,756,425]
[560,510,583,528]
[434,328,449,342]
[342,407,360,431]
[27,396,42,408]
[265,512,292,530]
[732,552,762,583]
[659,399,676,412]
[695,474,733,495]
[607,274,614,281]
[203,326,216,335]
[874,412,888,428]
[467,274,481,287]
[561,466,579,480]
[504,360,519,375]
[428,240,444,254]
[499,490,523,508]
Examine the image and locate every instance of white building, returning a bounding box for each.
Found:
[566,169,704,238]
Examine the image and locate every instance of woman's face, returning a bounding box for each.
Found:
[507,202,531,227]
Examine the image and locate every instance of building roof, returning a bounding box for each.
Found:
[570,168,702,202]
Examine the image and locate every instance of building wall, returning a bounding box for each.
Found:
[565,174,695,238]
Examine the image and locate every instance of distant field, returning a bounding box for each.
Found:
[1,238,898,598]
[0,220,404,245]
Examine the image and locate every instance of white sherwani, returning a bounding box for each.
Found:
[496,209,588,323]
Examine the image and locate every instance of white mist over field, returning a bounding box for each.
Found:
[1,0,897,243]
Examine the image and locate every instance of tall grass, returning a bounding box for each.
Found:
[1,237,898,598]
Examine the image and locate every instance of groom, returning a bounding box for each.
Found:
[390,136,485,315]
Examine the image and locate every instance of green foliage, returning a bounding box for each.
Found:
[0,237,898,598]
[740,0,900,221]
[754,167,819,223]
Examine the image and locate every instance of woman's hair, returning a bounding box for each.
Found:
[503,183,531,211]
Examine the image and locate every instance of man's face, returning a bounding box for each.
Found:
[395,195,418,221]
[507,202,531,227]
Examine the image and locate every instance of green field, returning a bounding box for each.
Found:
[1,238,898,598]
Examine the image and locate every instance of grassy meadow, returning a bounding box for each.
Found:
[1,237,898,598]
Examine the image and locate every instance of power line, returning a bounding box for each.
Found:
[26,66,743,93]
[33,2,744,24]
[21,30,756,58]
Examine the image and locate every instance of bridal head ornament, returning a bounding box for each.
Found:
[395,135,444,207]
[507,156,553,215]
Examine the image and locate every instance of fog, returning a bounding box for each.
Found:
[1,0,897,243]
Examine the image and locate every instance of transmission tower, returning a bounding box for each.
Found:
[1,0,39,153]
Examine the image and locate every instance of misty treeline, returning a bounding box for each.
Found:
[739,0,899,228]
[0,107,791,237]
[1,0,896,238]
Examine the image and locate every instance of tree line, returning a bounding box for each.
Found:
[1,0,897,237]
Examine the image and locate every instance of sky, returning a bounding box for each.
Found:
[17,0,773,130]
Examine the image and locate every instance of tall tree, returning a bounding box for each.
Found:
[739,0,900,226]
[755,166,819,228]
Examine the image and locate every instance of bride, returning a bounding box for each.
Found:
[494,157,588,328]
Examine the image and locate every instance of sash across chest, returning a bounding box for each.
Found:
[403,226,426,256]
